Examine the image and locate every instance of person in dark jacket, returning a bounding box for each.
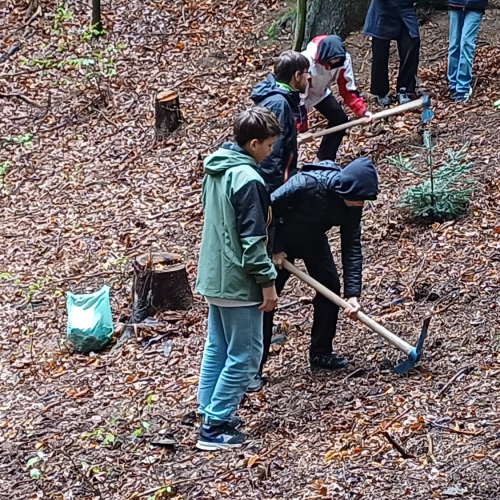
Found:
[363,0,420,106]
[251,51,310,193]
[447,0,488,103]
[247,158,379,391]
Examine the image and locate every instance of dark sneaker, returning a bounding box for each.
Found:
[246,372,265,393]
[229,415,241,428]
[310,353,349,371]
[196,422,245,451]
[453,92,470,103]
[376,94,391,107]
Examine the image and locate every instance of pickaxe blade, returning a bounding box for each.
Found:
[394,316,432,374]
[421,94,433,124]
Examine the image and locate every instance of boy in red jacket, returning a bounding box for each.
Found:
[300,35,372,162]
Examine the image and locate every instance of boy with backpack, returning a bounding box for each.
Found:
[195,107,280,450]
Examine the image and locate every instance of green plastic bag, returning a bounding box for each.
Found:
[66,285,113,352]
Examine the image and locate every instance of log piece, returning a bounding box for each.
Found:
[155,90,182,140]
[118,251,192,344]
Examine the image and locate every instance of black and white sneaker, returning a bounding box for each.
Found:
[196,422,245,451]
[310,353,349,371]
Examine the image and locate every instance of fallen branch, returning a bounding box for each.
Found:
[430,422,483,436]
[426,433,436,462]
[53,270,120,282]
[437,365,476,398]
[0,92,43,108]
[150,200,200,219]
[276,297,311,310]
[368,406,413,438]
[382,431,415,459]
[0,45,20,64]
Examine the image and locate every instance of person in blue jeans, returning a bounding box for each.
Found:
[448,0,488,103]
[195,107,280,451]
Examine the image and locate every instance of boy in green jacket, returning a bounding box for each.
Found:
[195,107,280,450]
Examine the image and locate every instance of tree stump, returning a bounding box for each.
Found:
[118,251,192,344]
[155,91,182,140]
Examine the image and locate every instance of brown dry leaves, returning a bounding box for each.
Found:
[1,2,500,500]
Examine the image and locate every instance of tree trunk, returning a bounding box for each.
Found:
[293,0,307,51]
[305,0,370,41]
[118,252,192,344]
[92,0,102,32]
[155,91,182,141]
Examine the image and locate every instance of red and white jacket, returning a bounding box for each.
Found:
[301,36,367,118]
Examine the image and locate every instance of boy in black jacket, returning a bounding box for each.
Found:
[248,158,379,390]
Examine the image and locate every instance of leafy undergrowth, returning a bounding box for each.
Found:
[1,1,500,499]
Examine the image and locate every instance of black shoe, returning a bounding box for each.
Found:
[310,353,349,371]
[453,92,470,103]
[228,415,241,428]
[376,94,391,107]
[196,422,245,451]
[246,372,265,393]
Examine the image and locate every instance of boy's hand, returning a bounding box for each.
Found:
[344,297,361,319]
[272,252,287,269]
[363,111,374,123]
[297,132,314,145]
[260,285,278,312]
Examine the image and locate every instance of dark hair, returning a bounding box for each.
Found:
[274,50,309,84]
[233,107,281,146]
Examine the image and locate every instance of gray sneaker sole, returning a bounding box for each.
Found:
[196,440,243,451]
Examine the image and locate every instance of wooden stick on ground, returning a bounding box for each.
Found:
[436,365,476,398]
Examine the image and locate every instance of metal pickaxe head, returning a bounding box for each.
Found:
[421,94,433,124]
[394,316,432,374]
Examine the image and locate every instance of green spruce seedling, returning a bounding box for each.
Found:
[388,131,475,222]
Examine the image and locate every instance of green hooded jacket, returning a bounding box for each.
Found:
[195,143,277,302]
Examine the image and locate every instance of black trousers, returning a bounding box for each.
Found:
[260,233,340,370]
[370,27,420,97]
[314,94,348,163]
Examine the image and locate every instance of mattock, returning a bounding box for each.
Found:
[298,95,433,145]
[283,260,431,374]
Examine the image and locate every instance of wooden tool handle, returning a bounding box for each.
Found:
[282,260,413,355]
[298,97,425,144]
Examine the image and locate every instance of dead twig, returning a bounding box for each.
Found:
[0,45,20,64]
[429,423,483,436]
[426,433,436,462]
[382,431,415,459]
[436,365,476,398]
[368,406,413,438]
[0,92,43,108]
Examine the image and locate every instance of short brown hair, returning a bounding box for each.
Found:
[233,107,281,147]
[275,50,309,84]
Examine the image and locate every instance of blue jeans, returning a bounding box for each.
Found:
[448,9,483,95]
[198,304,263,423]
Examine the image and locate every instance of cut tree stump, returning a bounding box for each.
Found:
[117,251,192,345]
[155,90,182,140]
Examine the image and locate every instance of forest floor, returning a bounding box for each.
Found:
[1,1,500,499]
